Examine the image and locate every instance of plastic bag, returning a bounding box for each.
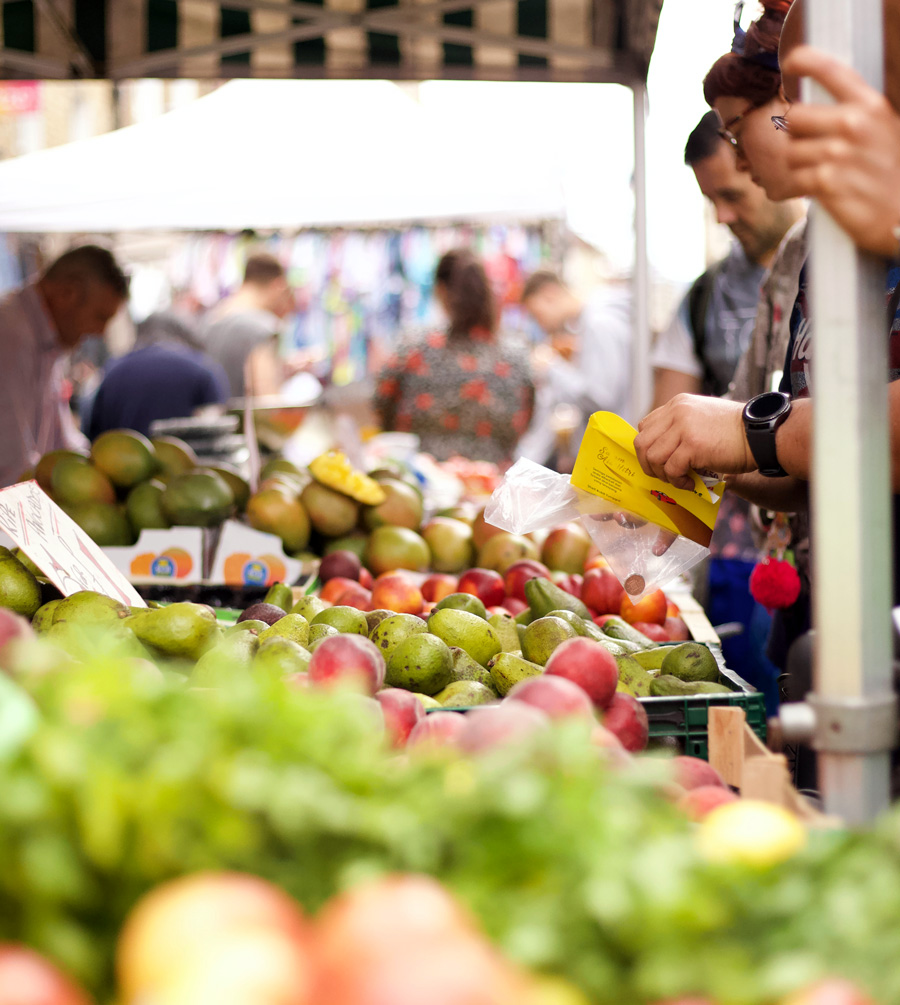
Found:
[485,413,725,602]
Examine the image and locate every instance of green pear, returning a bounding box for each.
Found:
[426,608,501,668]
[258,613,309,648]
[487,612,520,652]
[434,680,498,707]
[447,647,495,689]
[521,616,577,666]
[385,633,453,695]
[487,652,544,696]
[52,590,128,626]
[128,602,220,661]
[290,595,327,621]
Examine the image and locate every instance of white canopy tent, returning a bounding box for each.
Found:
[0,78,567,232]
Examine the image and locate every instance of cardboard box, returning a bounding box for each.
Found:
[103,527,206,585]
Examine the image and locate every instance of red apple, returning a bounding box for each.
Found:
[671,756,727,791]
[359,567,374,590]
[664,616,691,641]
[507,675,594,720]
[551,571,583,597]
[500,596,528,616]
[502,559,551,603]
[375,688,425,747]
[620,589,668,626]
[544,637,619,709]
[370,573,424,615]
[592,614,616,628]
[406,711,467,750]
[334,583,373,611]
[117,872,312,1004]
[456,568,506,608]
[602,693,649,752]
[678,785,739,821]
[630,621,670,642]
[308,635,386,695]
[457,702,548,754]
[581,567,626,615]
[0,944,91,1005]
[421,574,459,604]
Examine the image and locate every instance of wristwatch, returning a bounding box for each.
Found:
[742,391,792,477]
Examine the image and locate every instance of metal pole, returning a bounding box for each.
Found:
[631,81,651,420]
[807,0,896,822]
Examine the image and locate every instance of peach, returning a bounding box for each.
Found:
[359,567,374,590]
[457,701,548,754]
[457,568,505,608]
[421,573,459,603]
[406,710,467,750]
[671,756,726,791]
[545,637,618,709]
[620,589,668,626]
[334,583,373,611]
[581,567,625,616]
[375,688,424,747]
[664,616,691,641]
[601,693,649,752]
[540,523,591,575]
[321,576,361,604]
[370,573,424,615]
[308,635,386,695]
[678,785,739,821]
[507,675,594,720]
[630,621,670,642]
[503,559,551,603]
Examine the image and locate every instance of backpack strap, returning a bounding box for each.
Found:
[687,259,727,397]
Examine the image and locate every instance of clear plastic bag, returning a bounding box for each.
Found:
[484,457,710,602]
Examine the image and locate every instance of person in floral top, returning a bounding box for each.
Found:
[374,249,534,466]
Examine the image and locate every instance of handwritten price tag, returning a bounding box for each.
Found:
[0,481,145,607]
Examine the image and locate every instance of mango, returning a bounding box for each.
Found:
[661,642,720,683]
[369,613,428,660]
[524,577,592,621]
[487,612,520,652]
[447,647,496,689]
[434,680,497,707]
[427,608,502,668]
[386,632,453,694]
[520,616,577,666]
[488,651,544,696]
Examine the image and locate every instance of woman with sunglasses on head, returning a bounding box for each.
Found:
[635,0,900,723]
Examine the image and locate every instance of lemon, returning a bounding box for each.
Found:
[696,799,807,868]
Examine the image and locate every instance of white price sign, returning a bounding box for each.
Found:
[0,481,144,607]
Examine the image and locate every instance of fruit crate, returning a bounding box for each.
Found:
[641,643,767,760]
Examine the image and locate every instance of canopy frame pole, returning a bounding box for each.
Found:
[631,80,651,419]
[806,0,898,822]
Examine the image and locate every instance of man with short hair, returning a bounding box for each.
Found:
[518,270,632,466]
[0,244,128,488]
[651,111,805,409]
[202,252,294,399]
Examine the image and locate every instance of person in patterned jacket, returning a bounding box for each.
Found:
[374,249,534,466]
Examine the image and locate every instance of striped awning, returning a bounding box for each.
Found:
[0,0,663,83]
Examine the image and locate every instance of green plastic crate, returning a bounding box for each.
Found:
[641,642,766,760]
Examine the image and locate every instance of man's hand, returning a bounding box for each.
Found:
[782,45,900,259]
[634,394,755,491]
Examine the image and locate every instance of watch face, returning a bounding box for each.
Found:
[746,391,789,423]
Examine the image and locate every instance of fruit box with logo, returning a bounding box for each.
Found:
[101,528,207,585]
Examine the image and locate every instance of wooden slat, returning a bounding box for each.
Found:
[251,0,294,73]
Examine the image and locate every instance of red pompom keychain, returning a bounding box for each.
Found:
[750,556,801,610]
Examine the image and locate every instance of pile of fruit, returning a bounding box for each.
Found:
[22,430,248,546]
[0,595,897,1004]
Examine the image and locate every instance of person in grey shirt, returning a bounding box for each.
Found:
[202,252,294,399]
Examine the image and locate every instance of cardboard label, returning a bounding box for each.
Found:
[103,528,204,585]
[570,412,725,548]
[209,520,302,587]
[0,481,144,606]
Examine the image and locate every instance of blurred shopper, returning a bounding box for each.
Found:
[518,270,632,467]
[651,112,803,709]
[651,112,803,408]
[0,245,128,488]
[374,248,534,466]
[202,252,294,399]
[88,311,228,440]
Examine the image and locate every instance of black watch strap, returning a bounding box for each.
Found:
[743,391,791,478]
